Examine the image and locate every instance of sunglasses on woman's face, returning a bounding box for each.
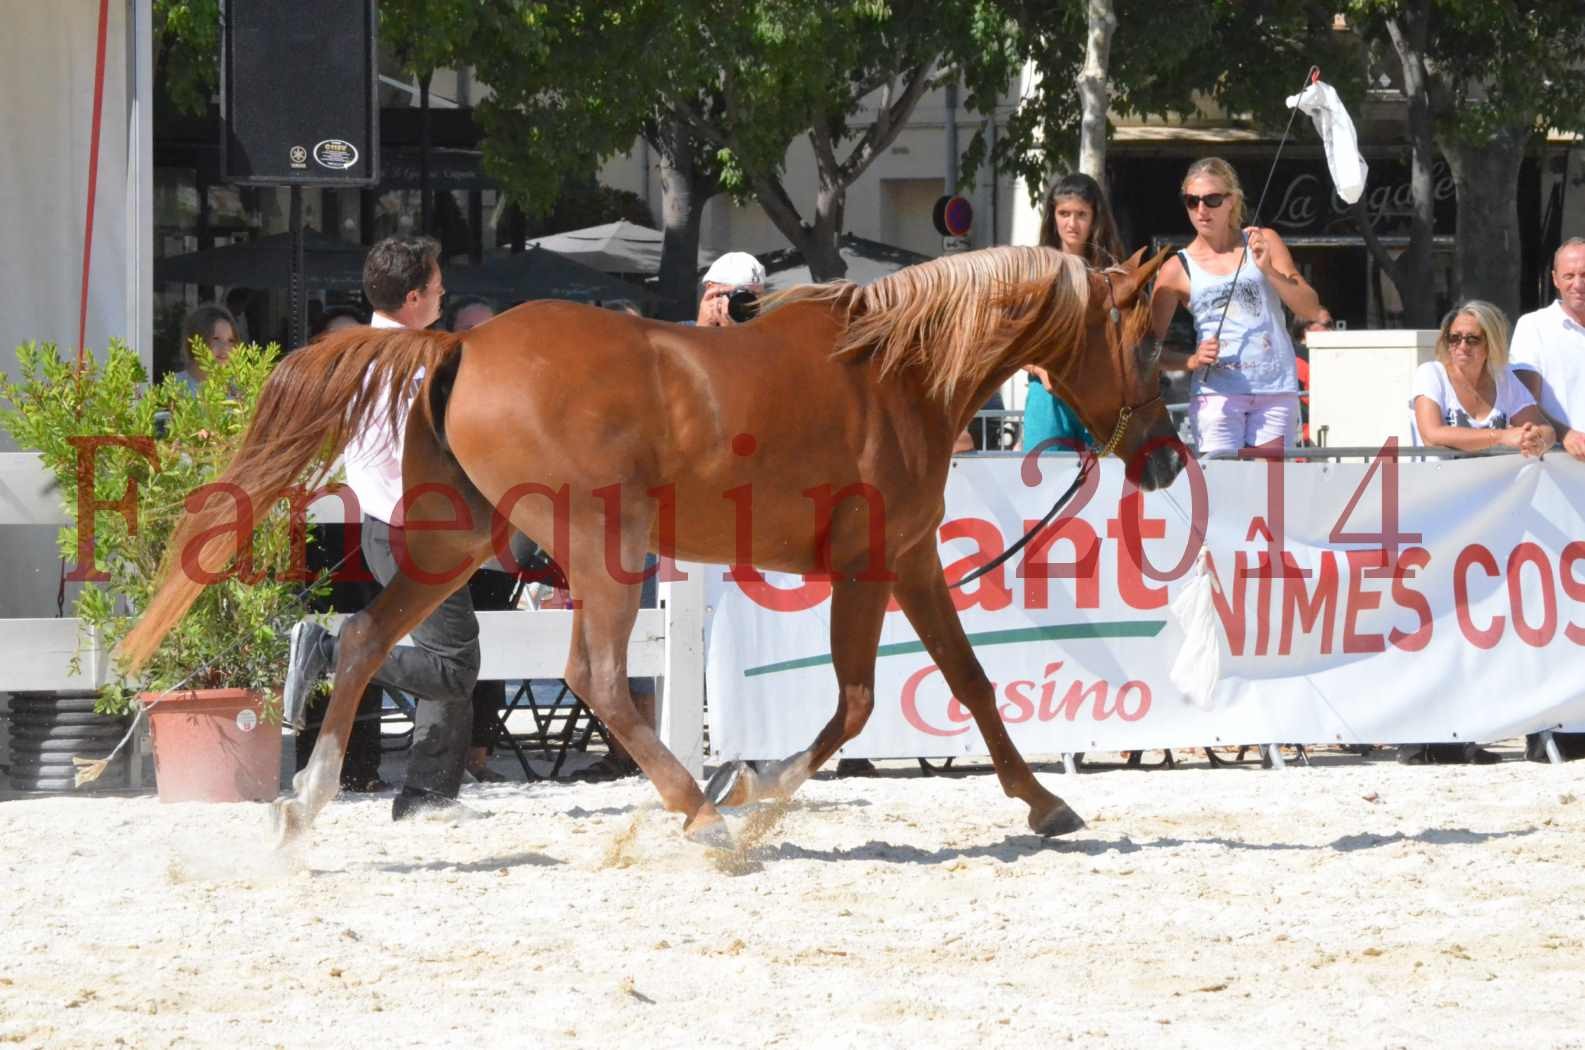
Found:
[1446,332,1486,347]
[1182,192,1229,211]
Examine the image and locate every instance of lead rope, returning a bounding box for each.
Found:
[949,271,1137,589]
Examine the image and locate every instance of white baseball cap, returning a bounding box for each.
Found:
[701,251,766,290]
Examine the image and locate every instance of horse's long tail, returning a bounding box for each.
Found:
[116,325,462,673]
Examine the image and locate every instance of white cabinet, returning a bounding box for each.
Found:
[1307,328,1438,449]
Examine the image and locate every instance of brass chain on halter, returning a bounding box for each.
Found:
[1093,404,1133,458]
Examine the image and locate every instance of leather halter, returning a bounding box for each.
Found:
[1091,268,1163,458]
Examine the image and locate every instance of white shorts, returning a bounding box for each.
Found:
[1190,392,1301,455]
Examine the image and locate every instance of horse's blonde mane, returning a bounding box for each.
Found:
[768,246,1090,403]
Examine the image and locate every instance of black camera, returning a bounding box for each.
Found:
[726,288,760,324]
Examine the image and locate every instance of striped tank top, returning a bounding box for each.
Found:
[1179,248,1299,396]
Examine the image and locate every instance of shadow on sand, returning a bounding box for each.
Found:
[562,797,872,821]
[361,850,562,875]
[756,824,1538,866]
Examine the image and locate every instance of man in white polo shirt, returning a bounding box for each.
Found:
[285,235,487,818]
[1513,238,1585,458]
[1512,236,1585,761]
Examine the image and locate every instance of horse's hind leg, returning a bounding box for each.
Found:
[561,521,730,847]
[889,542,1085,837]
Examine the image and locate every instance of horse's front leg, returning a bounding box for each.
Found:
[888,542,1085,837]
[707,575,891,808]
[560,526,736,848]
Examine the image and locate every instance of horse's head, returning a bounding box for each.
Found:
[1044,246,1185,491]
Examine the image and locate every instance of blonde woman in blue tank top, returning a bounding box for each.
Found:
[1149,157,1325,454]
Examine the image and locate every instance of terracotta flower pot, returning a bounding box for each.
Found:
[140,688,283,803]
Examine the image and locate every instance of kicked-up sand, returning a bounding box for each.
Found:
[1,748,1582,1049]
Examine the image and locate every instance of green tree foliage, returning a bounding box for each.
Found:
[0,342,326,716]
[1347,0,1585,318]
[963,0,1359,205]
[448,1,1018,282]
[152,0,220,115]
[461,3,647,210]
[1350,0,1585,146]
[675,1,1005,279]
[402,3,722,311]
[379,0,496,83]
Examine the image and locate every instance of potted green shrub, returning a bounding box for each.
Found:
[0,339,325,802]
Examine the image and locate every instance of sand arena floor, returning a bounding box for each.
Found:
[2,749,1583,1049]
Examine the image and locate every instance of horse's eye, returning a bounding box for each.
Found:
[1136,337,1162,370]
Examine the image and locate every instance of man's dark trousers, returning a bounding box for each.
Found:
[356,515,480,799]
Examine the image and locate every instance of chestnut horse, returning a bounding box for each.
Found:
[120,244,1179,849]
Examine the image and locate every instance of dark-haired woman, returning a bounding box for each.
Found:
[1022,172,1123,453]
[174,303,239,389]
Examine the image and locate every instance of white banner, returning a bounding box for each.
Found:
[706,454,1585,759]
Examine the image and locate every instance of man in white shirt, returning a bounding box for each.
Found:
[1511,236,1585,761]
[285,235,487,819]
[695,251,765,326]
[1512,238,1585,460]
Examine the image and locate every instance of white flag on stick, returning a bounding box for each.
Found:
[1171,69,1364,713]
[1286,78,1368,204]
[1168,548,1225,710]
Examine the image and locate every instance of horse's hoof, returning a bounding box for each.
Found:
[269,798,307,850]
[1030,799,1088,838]
[684,814,735,852]
[705,761,753,808]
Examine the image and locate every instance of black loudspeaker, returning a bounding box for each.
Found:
[220,0,379,187]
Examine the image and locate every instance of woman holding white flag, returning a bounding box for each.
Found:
[1150,157,1323,454]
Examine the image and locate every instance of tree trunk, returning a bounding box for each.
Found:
[806,178,848,282]
[653,117,713,322]
[1364,3,1439,329]
[739,66,935,283]
[419,71,433,235]
[1077,0,1116,180]
[756,120,849,283]
[1443,128,1528,320]
[748,168,849,282]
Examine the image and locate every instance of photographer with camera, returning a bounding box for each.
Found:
[696,251,766,327]
[697,248,879,779]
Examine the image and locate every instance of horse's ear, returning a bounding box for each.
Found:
[1110,246,1173,307]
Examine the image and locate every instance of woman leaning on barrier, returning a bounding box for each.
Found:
[1410,300,1554,458]
[1400,300,1551,766]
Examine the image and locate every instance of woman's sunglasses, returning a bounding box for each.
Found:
[1182,192,1229,210]
[1446,332,1486,347]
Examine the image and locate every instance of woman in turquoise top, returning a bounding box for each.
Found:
[1022,173,1122,453]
